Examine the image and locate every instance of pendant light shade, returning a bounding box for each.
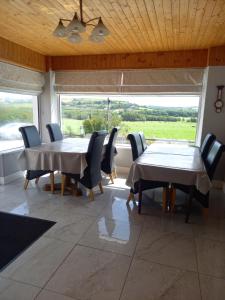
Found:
[68,32,82,43]
[91,18,110,37]
[66,12,86,33]
[89,34,104,43]
[53,0,110,43]
[53,20,67,37]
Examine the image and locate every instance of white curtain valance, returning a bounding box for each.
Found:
[0,62,45,95]
[55,68,204,94]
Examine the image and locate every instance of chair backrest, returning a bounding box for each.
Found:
[139,132,147,151]
[200,133,216,160]
[204,140,224,180]
[86,130,107,175]
[101,127,119,174]
[127,133,143,161]
[108,127,119,148]
[19,125,41,148]
[46,123,63,142]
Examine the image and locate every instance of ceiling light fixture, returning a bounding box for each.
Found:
[53,0,110,44]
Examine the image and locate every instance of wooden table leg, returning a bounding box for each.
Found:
[170,187,176,213]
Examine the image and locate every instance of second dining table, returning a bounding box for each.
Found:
[126,142,211,200]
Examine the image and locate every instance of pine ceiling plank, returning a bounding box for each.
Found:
[129,0,155,50]
[144,0,165,50]
[162,0,174,50]
[170,0,179,50]
[101,0,142,52]
[201,0,225,47]
[151,0,169,50]
[183,0,198,49]
[195,0,217,48]
[0,0,225,55]
[179,0,190,49]
[136,0,161,50]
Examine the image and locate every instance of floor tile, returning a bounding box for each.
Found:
[44,211,96,243]
[135,224,197,271]
[199,274,225,300]
[100,197,147,225]
[143,214,193,236]
[46,245,131,300]
[36,290,77,300]
[1,237,74,287]
[79,216,141,256]
[120,259,201,300]
[193,219,225,242]
[196,238,225,278]
[0,276,40,300]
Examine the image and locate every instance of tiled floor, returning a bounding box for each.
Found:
[0,175,225,300]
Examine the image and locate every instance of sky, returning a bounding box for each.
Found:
[0,92,200,108]
[61,94,200,108]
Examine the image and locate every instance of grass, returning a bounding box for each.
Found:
[62,118,196,141]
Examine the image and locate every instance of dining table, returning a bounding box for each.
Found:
[18,137,108,194]
[126,142,211,204]
[17,137,93,177]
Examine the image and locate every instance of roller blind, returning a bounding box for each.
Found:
[0,62,45,95]
[55,68,204,94]
[55,70,122,93]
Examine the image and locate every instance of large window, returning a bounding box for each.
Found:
[0,92,38,151]
[60,94,200,143]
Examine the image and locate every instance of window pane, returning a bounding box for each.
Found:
[0,92,36,151]
[60,94,200,143]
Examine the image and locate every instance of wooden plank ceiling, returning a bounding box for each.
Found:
[0,0,225,56]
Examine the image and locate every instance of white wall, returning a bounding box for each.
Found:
[201,66,225,180]
[39,71,59,142]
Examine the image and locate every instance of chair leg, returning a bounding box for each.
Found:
[35,177,40,184]
[185,194,193,223]
[138,190,142,214]
[99,182,103,193]
[162,187,167,212]
[24,179,29,190]
[50,173,54,193]
[127,192,135,203]
[202,208,209,218]
[170,187,176,213]
[109,174,114,184]
[61,174,66,196]
[88,189,94,201]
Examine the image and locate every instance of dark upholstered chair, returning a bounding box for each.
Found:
[127,133,169,213]
[61,131,107,200]
[46,123,63,142]
[200,133,216,161]
[139,132,148,152]
[172,140,224,223]
[127,133,143,161]
[101,127,119,183]
[19,125,54,191]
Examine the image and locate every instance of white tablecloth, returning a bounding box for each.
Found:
[18,138,91,176]
[144,143,199,156]
[126,143,211,194]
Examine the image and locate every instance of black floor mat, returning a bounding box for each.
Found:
[0,211,55,271]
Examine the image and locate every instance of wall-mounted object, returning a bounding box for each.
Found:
[215,85,224,113]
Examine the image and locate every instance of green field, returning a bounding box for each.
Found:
[62,118,196,141]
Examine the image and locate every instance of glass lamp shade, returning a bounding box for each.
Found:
[66,12,86,33]
[68,32,82,43]
[91,18,110,37]
[89,34,104,43]
[53,20,67,37]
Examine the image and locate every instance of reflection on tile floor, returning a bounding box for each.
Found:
[0,175,225,299]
